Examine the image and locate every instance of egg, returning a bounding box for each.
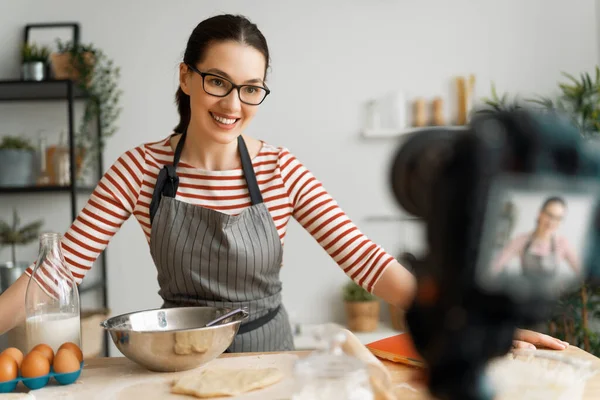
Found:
[53,349,80,374]
[58,342,83,363]
[0,347,23,368]
[21,350,51,378]
[30,344,54,365]
[0,353,18,382]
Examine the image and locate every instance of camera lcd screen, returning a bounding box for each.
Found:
[476,174,600,300]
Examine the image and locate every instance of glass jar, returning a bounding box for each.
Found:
[25,232,81,353]
[291,325,374,400]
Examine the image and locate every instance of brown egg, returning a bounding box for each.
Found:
[0,347,23,368]
[53,349,80,374]
[0,353,18,382]
[58,342,83,363]
[21,350,51,378]
[30,344,54,365]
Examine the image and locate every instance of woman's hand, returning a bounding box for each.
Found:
[512,328,570,350]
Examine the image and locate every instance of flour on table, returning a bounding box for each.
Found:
[171,367,284,398]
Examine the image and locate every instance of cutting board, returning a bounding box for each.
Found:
[27,353,299,400]
[366,333,425,368]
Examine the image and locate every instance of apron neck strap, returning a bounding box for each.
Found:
[238,135,264,205]
[173,129,187,169]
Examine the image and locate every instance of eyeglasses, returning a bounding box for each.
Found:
[186,64,270,105]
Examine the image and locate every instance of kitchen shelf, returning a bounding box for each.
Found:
[0,185,95,194]
[362,125,468,138]
[0,45,109,357]
[0,79,88,102]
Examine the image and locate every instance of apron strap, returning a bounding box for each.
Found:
[149,131,187,224]
[237,305,281,336]
[150,133,262,223]
[238,135,264,205]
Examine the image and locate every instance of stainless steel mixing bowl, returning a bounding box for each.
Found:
[100,306,248,372]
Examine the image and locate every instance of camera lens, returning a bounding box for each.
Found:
[390,129,459,219]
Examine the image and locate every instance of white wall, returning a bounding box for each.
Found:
[0,0,598,356]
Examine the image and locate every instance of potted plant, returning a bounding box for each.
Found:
[21,43,50,81]
[49,39,122,180]
[0,209,43,293]
[343,280,380,332]
[0,136,36,187]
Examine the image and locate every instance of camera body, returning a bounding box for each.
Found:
[390,109,600,400]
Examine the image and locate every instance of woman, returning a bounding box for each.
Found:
[0,14,566,352]
[492,196,579,278]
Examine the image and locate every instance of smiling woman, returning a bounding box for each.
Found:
[0,13,568,354]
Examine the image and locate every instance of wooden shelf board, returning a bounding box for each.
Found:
[0,79,88,102]
[362,125,468,138]
[0,185,95,194]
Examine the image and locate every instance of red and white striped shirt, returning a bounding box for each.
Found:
[26,135,394,294]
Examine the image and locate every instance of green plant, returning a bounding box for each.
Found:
[527,67,600,139]
[477,82,525,113]
[547,284,600,356]
[0,209,43,266]
[21,43,50,63]
[343,280,378,302]
[55,39,123,177]
[0,136,35,152]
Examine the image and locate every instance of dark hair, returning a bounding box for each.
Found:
[540,196,566,211]
[174,14,270,133]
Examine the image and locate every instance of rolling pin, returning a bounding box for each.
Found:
[340,328,395,400]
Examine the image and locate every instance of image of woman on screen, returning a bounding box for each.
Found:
[491,196,580,278]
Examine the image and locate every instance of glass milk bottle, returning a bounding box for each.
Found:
[25,232,81,353]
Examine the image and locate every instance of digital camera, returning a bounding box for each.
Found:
[389,109,600,400]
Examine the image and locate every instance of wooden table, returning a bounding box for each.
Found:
[12,346,600,399]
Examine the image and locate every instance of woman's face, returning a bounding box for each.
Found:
[538,201,565,234]
[179,40,267,144]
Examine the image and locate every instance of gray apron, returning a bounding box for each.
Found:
[147,131,294,352]
[521,235,559,279]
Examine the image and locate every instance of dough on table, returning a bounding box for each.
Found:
[171,367,284,398]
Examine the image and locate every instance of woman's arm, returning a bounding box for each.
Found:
[278,148,399,294]
[491,234,527,274]
[0,146,145,327]
[559,236,580,274]
[0,274,28,335]
[371,260,417,309]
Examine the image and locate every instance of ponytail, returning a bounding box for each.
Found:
[174,87,191,133]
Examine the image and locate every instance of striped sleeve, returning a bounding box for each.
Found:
[278,148,395,292]
[24,146,146,293]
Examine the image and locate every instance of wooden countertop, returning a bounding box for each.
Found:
[13,346,600,399]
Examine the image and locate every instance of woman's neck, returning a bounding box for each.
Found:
[532,228,552,241]
[177,125,240,171]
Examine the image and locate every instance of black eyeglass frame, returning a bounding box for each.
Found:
[186,63,271,105]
